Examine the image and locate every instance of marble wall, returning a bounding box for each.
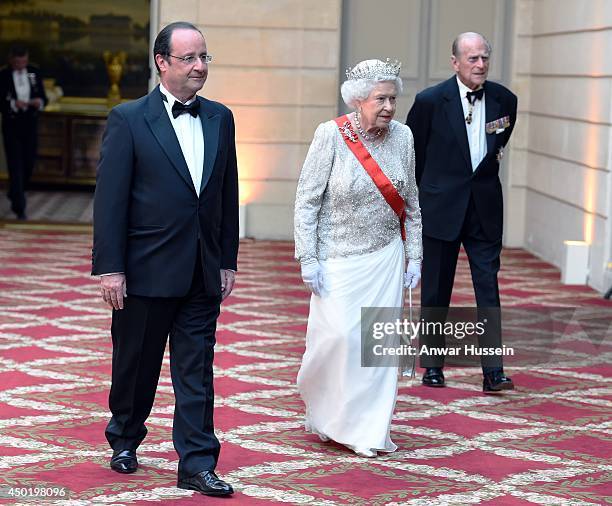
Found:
[157,0,342,239]
[509,0,612,292]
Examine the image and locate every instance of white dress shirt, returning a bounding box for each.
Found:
[456,76,486,171]
[13,69,30,102]
[11,69,31,112]
[159,82,205,195]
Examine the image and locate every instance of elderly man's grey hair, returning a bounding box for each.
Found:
[341,77,403,109]
[452,32,492,56]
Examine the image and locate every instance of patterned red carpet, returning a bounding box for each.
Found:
[0,229,610,505]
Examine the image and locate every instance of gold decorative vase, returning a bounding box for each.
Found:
[103,51,127,105]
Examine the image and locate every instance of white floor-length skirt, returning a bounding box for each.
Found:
[297,237,404,452]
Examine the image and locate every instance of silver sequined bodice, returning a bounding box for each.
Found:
[294,119,422,263]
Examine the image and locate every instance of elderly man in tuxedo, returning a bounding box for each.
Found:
[406,32,517,393]
[0,43,47,219]
[92,22,238,496]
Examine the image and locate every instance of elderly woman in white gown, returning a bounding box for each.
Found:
[294,59,423,458]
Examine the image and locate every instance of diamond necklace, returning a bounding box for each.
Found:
[355,112,383,141]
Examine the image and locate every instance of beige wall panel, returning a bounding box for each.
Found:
[204,68,337,107]
[526,152,608,217]
[507,148,527,186]
[396,82,421,125]
[195,0,340,29]
[232,105,336,143]
[528,115,610,170]
[402,82,420,104]
[512,78,530,113]
[524,192,607,290]
[159,0,199,25]
[237,143,308,181]
[204,27,339,68]
[503,186,526,247]
[341,0,421,79]
[587,217,610,292]
[246,204,294,240]
[509,0,530,272]
[524,190,585,257]
[530,31,612,76]
[241,180,298,206]
[532,0,612,35]
[429,0,504,81]
[157,0,342,241]
[514,0,534,36]
[395,100,410,126]
[510,0,612,293]
[512,35,532,75]
[528,77,612,124]
[511,112,530,150]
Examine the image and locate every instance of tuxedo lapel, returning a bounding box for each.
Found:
[199,98,219,192]
[443,78,471,170]
[26,66,37,93]
[6,70,17,100]
[144,87,196,194]
[485,82,501,156]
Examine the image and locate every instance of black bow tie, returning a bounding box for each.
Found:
[171,99,200,118]
[466,88,484,105]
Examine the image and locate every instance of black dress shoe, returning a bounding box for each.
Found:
[177,470,234,496]
[110,449,138,474]
[422,367,445,387]
[483,370,514,393]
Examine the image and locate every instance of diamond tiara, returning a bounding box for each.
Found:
[345,58,402,81]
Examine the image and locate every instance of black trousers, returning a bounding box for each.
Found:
[2,114,38,216]
[420,197,503,371]
[105,256,222,477]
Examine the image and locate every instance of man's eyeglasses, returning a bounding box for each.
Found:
[166,54,213,65]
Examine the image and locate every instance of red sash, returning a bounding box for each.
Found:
[334,115,406,241]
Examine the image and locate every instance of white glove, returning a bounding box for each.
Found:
[404,260,421,289]
[301,260,323,296]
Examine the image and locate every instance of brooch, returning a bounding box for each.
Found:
[339,121,358,143]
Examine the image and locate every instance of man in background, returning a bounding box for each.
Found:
[406,32,517,393]
[0,43,47,220]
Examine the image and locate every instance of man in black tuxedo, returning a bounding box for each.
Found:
[0,43,47,219]
[406,32,517,393]
[92,22,238,496]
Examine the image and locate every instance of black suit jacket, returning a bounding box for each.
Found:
[406,76,517,242]
[0,64,48,118]
[92,86,239,298]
